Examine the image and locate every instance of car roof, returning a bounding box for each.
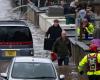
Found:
[0,20,27,27]
[13,57,52,63]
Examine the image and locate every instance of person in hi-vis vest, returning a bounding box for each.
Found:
[78,44,100,80]
[77,18,95,40]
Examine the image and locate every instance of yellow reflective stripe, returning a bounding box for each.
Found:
[97,54,100,63]
[76,27,80,35]
[78,55,87,71]
[85,23,94,34]
[87,70,100,75]
[79,55,87,66]
[90,53,100,62]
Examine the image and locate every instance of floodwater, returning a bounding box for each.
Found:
[0,0,88,80]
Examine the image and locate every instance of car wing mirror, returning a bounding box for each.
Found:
[0,73,7,79]
[60,74,65,80]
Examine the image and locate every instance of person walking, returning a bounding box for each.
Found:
[44,19,62,50]
[78,44,100,80]
[52,30,71,66]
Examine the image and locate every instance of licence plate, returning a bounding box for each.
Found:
[5,50,16,57]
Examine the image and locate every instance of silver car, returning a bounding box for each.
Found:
[0,20,34,60]
[0,57,65,80]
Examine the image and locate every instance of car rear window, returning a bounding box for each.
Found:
[0,26,32,42]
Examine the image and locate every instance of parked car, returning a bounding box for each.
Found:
[0,57,65,80]
[0,20,34,60]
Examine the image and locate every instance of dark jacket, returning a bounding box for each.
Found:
[52,37,71,57]
[45,25,62,41]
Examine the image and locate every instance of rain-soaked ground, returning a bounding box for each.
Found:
[0,0,89,80]
[0,21,88,80]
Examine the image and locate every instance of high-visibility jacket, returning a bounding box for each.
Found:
[78,53,100,75]
[77,23,95,35]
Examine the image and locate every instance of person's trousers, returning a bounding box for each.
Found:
[88,75,100,80]
[85,31,89,39]
[58,56,69,66]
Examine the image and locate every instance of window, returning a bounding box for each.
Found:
[0,26,32,42]
[11,62,56,79]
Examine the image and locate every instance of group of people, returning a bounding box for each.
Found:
[44,19,71,66]
[44,19,100,80]
[75,2,100,80]
[75,1,95,40]
[60,0,95,40]
[43,1,100,80]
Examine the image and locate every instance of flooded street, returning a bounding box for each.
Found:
[28,22,46,56]
[0,0,12,20]
[0,0,47,57]
[0,0,88,80]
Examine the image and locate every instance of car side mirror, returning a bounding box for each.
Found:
[0,73,7,79]
[60,74,65,80]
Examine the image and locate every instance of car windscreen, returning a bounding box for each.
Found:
[11,62,56,79]
[0,26,32,42]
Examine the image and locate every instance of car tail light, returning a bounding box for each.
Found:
[0,42,33,45]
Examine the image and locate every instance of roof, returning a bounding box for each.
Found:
[0,20,27,27]
[13,57,52,63]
